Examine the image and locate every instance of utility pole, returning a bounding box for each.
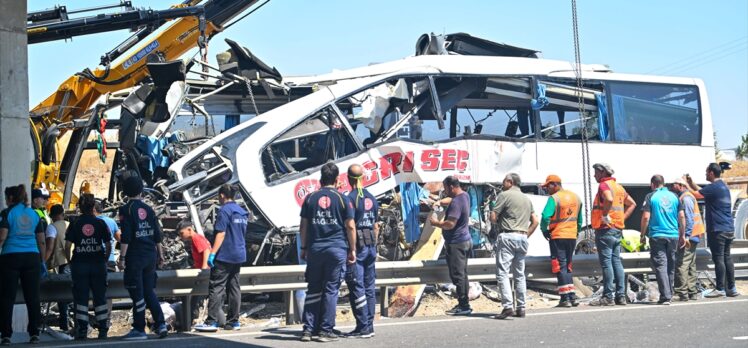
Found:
[0,1,32,209]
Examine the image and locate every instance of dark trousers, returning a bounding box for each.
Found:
[71,261,108,336]
[303,247,346,334]
[650,237,677,301]
[707,232,735,291]
[124,257,164,332]
[57,264,71,330]
[550,238,577,301]
[445,241,472,308]
[206,261,241,325]
[344,245,376,333]
[0,253,41,338]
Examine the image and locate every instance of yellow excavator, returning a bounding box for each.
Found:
[27,0,262,206]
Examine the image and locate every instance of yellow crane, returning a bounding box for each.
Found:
[27,0,263,205]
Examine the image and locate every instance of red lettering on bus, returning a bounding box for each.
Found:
[442,149,457,170]
[379,152,403,179]
[421,149,441,171]
[361,160,380,187]
[403,151,414,172]
[457,150,469,172]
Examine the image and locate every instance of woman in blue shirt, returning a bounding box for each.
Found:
[0,185,46,345]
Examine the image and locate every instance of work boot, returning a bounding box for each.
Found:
[591,297,615,306]
[569,297,580,307]
[556,300,572,308]
[688,293,700,301]
[615,295,627,306]
[314,332,339,343]
[300,331,312,342]
[513,308,526,318]
[492,307,514,320]
[676,294,689,302]
[445,305,472,316]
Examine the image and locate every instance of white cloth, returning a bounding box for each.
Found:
[45,223,58,239]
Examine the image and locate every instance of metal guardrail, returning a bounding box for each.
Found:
[32,247,748,330]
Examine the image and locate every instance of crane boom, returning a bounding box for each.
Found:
[28,0,261,194]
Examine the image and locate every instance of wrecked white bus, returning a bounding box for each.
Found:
[167,45,715,264]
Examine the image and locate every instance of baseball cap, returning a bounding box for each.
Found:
[593,163,614,175]
[671,177,688,186]
[31,188,50,199]
[541,174,562,187]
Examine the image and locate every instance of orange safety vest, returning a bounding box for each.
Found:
[549,190,581,239]
[681,191,705,238]
[591,178,627,230]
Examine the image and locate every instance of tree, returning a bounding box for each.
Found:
[736,133,748,161]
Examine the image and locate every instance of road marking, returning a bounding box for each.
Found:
[41,298,748,347]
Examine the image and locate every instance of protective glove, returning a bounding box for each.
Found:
[208,253,216,268]
[40,262,48,280]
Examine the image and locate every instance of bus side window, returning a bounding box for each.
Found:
[607,82,701,145]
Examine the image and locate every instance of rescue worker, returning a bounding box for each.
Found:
[64,194,111,339]
[0,185,45,345]
[591,163,636,306]
[431,176,473,316]
[344,164,378,338]
[195,184,248,332]
[117,176,168,340]
[640,175,685,305]
[44,204,71,332]
[490,173,539,319]
[31,188,50,242]
[94,202,120,271]
[299,162,356,343]
[177,220,212,325]
[539,175,582,307]
[671,177,705,301]
[685,163,739,297]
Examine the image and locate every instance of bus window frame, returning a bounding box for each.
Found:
[604,80,702,146]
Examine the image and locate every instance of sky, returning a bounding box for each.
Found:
[27,0,748,148]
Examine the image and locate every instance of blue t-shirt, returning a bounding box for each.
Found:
[98,215,120,262]
[699,180,734,233]
[301,187,354,252]
[214,202,248,264]
[0,204,43,255]
[641,187,681,239]
[118,199,162,260]
[347,189,378,232]
[443,192,471,244]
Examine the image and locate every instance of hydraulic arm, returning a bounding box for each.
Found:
[28,0,260,197]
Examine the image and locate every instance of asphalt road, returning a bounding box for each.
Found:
[37,298,748,348]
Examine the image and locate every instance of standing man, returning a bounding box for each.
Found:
[490,173,538,319]
[44,204,71,332]
[117,176,168,340]
[195,184,249,332]
[539,175,582,307]
[177,220,212,323]
[299,162,356,343]
[430,176,473,316]
[344,164,379,338]
[686,163,739,297]
[671,177,705,301]
[94,202,120,271]
[64,194,111,340]
[640,175,685,305]
[591,163,637,306]
[31,188,51,243]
